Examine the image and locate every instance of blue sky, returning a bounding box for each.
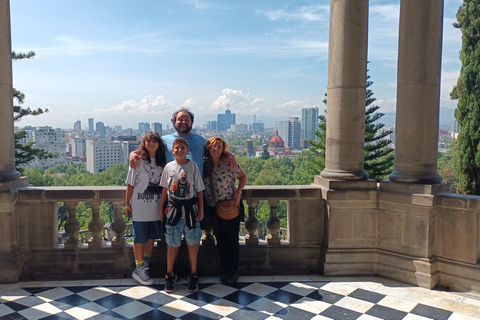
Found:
[10,0,463,129]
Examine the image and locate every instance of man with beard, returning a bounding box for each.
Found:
[130,108,234,175]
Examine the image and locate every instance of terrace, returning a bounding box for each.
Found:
[2,0,480,318]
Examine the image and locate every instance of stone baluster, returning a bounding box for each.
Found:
[64,201,80,250]
[201,206,215,246]
[266,199,281,245]
[110,200,126,248]
[201,227,215,246]
[244,199,258,245]
[88,201,104,248]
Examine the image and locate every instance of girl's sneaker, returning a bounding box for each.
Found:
[132,265,153,286]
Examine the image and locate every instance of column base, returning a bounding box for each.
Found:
[320,169,368,181]
[389,170,442,184]
[0,169,21,183]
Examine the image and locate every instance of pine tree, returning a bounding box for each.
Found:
[363,73,394,181]
[12,51,54,170]
[450,1,480,194]
[310,68,394,181]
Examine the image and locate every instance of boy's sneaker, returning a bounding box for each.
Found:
[132,265,153,286]
[187,273,199,292]
[164,273,177,293]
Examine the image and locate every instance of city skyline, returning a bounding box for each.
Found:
[10,0,463,129]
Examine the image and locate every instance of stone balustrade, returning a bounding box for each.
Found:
[10,183,480,292]
[14,185,325,281]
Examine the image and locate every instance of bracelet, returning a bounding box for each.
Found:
[236,190,242,194]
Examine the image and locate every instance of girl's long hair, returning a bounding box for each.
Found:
[136,132,166,167]
[204,137,229,178]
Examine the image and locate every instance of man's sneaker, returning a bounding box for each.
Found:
[132,265,153,286]
[164,273,177,293]
[187,273,199,292]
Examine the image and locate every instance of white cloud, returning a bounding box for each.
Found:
[210,88,264,112]
[89,95,175,115]
[263,99,314,117]
[256,5,329,22]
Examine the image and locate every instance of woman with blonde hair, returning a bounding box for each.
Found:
[204,137,247,285]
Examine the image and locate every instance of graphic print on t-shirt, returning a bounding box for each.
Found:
[169,169,191,200]
[139,161,163,200]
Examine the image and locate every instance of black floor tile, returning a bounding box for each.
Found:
[348,288,386,303]
[320,305,362,320]
[366,304,408,320]
[410,303,453,320]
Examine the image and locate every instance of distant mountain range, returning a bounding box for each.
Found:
[196,107,457,131]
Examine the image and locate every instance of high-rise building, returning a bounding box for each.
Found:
[301,107,319,142]
[152,122,162,135]
[73,120,81,132]
[86,139,130,173]
[275,118,301,149]
[288,117,301,149]
[96,122,106,137]
[139,122,150,135]
[88,118,94,133]
[217,107,235,131]
[23,126,67,169]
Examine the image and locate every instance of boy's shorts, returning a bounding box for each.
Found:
[132,221,164,244]
[165,218,201,247]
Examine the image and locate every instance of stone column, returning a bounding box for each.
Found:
[389,0,443,184]
[0,0,25,283]
[320,0,369,181]
[0,0,19,182]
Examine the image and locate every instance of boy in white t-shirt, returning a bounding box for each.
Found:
[159,137,205,293]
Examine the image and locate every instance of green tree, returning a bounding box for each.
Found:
[12,51,53,171]
[450,1,480,194]
[363,73,394,181]
[310,68,394,181]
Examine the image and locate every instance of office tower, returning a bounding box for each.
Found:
[139,122,150,135]
[86,139,130,173]
[301,107,319,142]
[73,120,81,132]
[88,118,94,133]
[152,122,162,135]
[288,117,301,149]
[275,118,301,149]
[275,120,289,146]
[95,122,106,137]
[217,107,235,131]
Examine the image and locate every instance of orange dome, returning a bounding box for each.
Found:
[269,129,284,148]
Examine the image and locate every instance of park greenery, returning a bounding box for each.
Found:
[450,1,480,194]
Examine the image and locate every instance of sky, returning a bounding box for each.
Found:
[10,0,463,129]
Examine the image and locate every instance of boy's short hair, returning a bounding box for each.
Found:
[173,137,188,149]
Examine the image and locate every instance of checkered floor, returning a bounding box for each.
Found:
[1,275,480,320]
